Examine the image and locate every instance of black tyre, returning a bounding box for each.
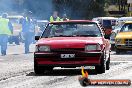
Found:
[111,44,115,51]
[95,64,105,74]
[34,60,53,74]
[95,54,106,74]
[34,61,44,74]
[115,48,120,54]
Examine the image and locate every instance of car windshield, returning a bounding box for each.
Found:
[120,23,132,32]
[42,23,102,38]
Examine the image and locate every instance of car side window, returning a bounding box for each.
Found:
[120,24,132,32]
[128,25,132,31]
[122,25,128,32]
[42,25,52,37]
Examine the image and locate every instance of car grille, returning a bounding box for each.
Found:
[51,48,84,53]
[125,39,132,47]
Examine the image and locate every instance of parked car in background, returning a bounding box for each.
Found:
[110,17,132,51]
[8,15,23,45]
[92,17,118,39]
[34,20,111,74]
[115,21,132,54]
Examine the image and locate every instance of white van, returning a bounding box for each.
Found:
[117,17,132,26]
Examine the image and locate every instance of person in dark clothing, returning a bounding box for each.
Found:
[61,14,69,21]
[20,11,34,54]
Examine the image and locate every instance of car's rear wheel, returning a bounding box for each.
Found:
[95,64,105,74]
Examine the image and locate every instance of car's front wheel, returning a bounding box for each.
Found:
[34,60,53,75]
[95,54,106,74]
[34,61,44,74]
[95,64,105,74]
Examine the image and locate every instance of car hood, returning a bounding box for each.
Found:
[37,37,104,48]
[116,32,132,39]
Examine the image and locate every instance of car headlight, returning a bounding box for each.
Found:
[85,44,101,51]
[36,45,50,52]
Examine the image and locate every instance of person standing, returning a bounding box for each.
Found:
[61,14,69,21]
[50,11,61,22]
[0,13,13,56]
[20,11,34,54]
[30,19,36,44]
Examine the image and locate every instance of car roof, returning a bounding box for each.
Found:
[49,20,97,24]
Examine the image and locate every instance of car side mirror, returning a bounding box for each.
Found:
[35,36,40,40]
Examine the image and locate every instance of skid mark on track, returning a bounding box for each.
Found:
[0,69,33,82]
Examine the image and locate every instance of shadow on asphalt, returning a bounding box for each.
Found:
[9,52,34,55]
[11,54,21,55]
[26,69,98,76]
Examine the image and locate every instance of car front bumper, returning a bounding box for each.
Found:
[34,51,103,66]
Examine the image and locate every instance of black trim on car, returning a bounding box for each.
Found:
[36,64,101,67]
[34,52,103,58]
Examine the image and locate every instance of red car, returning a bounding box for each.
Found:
[34,20,111,74]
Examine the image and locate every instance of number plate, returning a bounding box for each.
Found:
[61,54,75,58]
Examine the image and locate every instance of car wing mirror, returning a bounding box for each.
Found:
[35,36,40,40]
